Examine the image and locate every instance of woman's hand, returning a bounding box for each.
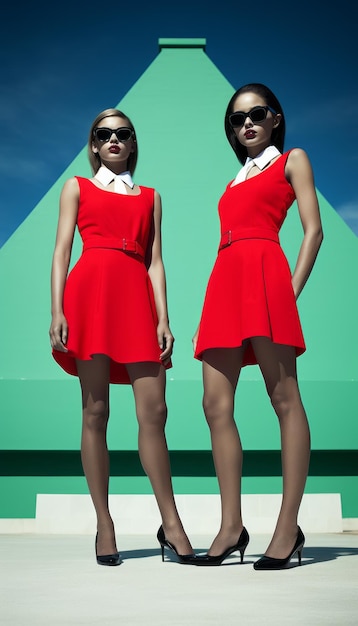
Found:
[157,320,174,366]
[49,313,69,352]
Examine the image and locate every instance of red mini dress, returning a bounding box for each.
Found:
[194,151,306,366]
[53,177,169,384]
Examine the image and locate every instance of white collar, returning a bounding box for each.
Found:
[94,165,134,194]
[231,145,281,186]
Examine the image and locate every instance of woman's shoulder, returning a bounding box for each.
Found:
[62,175,88,188]
[138,185,158,202]
[63,175,95,194]
[284,148,316,191]
[286,146,307,155]
[72,175,90,185]
[285,147,312,173]
[284,147,310,163]
[60,176,82,197]
[138,184,156,193]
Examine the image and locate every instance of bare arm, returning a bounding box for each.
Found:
[49,177,79,351]
[147,190,174,364]
[285,148,323,299]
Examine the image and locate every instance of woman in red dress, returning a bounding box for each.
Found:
[49,109,195,566]
[193,84,323,569]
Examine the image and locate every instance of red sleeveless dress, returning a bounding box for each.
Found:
[194,151,306,366]
[53,177,170,384]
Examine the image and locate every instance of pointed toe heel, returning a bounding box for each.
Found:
[95,533,122,566]
[253,526,305,571]
[157,525,196,565]
[193,527,250,566]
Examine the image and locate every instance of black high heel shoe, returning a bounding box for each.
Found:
[253,526,305,570]
[193,527,250,566]
[157,525,197,564]
[95,533,122,566]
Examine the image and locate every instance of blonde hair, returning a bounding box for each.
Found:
[87,108,138,175]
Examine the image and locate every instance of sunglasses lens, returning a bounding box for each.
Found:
[229,106,270,128]
[250,107,267,122]
[229,113,245,128]
[95,129,111,142]
[94,128,133,142]
[116,129,132,142]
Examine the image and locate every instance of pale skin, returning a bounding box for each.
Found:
[193,92,323,559]
[50,115,192,557]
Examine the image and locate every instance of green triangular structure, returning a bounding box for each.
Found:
[1,39,357,520]
[1,39,357,381]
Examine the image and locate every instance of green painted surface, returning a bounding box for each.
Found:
[0,380,357,450]
[1,475,357,519]
[1,44,357,383]
[0,39,357,519]
[158,38,206,48]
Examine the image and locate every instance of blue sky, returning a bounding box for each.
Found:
[1,0,357,246]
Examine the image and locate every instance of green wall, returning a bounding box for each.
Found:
[1,39,357,520]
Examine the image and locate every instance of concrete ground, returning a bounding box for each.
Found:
[1,532,357,626]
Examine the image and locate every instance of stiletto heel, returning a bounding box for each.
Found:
[253,526,305,570]
[95,533,122,566]
[157,526,197,564]
[193,527,250,566]
[297,546,303,566]
[159,542,164,562]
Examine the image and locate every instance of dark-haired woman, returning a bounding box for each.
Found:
[193,84,323,569]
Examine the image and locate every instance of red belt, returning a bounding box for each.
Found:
[83,237,145,260]
[219,228,279,250]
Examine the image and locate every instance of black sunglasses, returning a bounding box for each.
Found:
[228,106,277,128]
[93,127,134,143]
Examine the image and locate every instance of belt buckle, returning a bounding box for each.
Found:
[222,230,232,247]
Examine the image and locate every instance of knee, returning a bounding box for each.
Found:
[137,400,167,428]
[270,391,289,419]
[83,401,109,431]
[202,394,233,428]
[270,386,300,420]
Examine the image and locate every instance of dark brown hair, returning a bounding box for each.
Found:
[224,83,286,164]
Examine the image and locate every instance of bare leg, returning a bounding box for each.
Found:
[201,347,245,556]
[126,362,193,555]
[251,338,311,559]
[76,355,117,557]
